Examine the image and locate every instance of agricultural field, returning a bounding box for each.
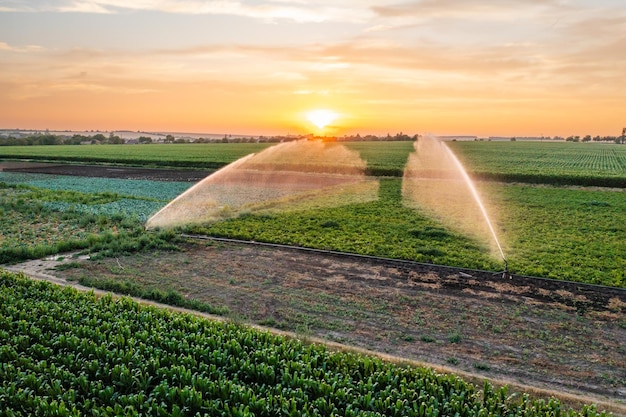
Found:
[0,141,415,176]
[1,140,625,185]
[0,171,191,221]
[188,179,626,286]
[2,141,625,285]
[0,270,616,416]
[0,174,184,264]
[50,239,626,406]
[0,143,272,169]
[1,140,625,415]
[449,141,626,187]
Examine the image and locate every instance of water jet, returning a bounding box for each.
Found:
[402,136,506,265]
[146,139,379,229]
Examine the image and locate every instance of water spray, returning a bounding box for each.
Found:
[440,141,506,262]
[145,139,378,230]
[403,136,508,275]
[441,142,509,277]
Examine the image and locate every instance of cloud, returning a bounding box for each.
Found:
[58,1,112,13]
[0,41,44,53]
[6,0,370,23]
[372,0,563,19]
[0,0,63,12]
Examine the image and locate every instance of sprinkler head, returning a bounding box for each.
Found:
[502,259,510,279]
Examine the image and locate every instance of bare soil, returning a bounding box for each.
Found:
[0,161,211,181]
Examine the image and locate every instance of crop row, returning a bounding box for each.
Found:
[0,270,608,417]
[0,172,192,201]
[450,142,626,187]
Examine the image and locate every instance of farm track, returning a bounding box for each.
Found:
[182,235,626,315]
[0,161,213,181]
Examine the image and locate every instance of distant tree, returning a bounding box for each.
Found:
[165,134,175,143]
[0,136,26,146]
[138,136,153,144]
[38,134,60,145]
[64,134,86,145]
[107,135,124,144]
[92,133,106,142]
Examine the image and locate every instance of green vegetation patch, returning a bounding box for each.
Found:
[0,143,270,169]
[75,275,229,315]
[345,141,415,176]
[188,179,626,287]
[0,171,192,201]
[3,141,626,187]
[189,179,502,271]
[0,184,179,265]
[0,270,609,417]
[450,141,626,187]
[495,184,626,287]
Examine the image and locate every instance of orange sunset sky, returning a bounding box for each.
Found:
[1,1,624,137]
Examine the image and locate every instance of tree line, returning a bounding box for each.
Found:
[0,133,125,146]
[1,131,623,146]
[0,132,419,146]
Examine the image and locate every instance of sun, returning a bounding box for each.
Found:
[306,109,338,130]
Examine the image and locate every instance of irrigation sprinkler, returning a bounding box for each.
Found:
[493,258,510,279]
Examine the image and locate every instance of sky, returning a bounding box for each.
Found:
[1,0,625,137]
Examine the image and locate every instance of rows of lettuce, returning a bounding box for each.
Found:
[0,271,609,417]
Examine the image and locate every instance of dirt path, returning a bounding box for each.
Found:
[0,161,212,181]
[6,240,625,415]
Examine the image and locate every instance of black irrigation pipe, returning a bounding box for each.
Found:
[180,234,626,299]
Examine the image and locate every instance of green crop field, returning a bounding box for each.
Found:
[190,179,625,287]
[0,143,270,169]
[0,179,182,265]
[2,140,625,286]
[449,141,626,187]
[1,140,625,185]
[0,270,609,417]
